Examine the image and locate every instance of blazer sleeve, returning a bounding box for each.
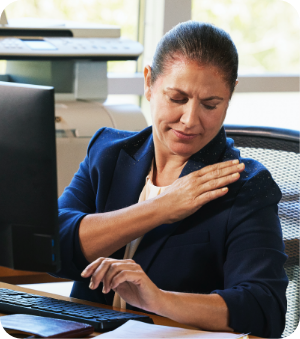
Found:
[54,128,105,280]
[212,166,288,338]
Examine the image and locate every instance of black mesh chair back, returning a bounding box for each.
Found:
[224,125,299,337]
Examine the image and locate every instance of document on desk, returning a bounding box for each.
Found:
[97,320,248,338]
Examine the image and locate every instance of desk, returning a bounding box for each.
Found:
[0,267,71,285]
[0,282,260,338]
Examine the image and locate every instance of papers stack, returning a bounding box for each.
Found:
[97,320,248,338]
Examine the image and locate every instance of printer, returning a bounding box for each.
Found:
[0,16,148,196]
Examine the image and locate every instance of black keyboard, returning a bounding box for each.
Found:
[0,288,153,331]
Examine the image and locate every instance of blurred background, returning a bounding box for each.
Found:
[2,0,299,129]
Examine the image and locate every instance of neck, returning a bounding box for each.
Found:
[153,145,189,187]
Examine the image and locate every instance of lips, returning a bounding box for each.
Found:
[172,129,198,140]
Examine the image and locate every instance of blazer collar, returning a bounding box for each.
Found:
[180,126,227,177]
[121,126,154,162]
[124,125,226,167]
[104,132,154,213]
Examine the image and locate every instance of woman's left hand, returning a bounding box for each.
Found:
[81,258,162,313]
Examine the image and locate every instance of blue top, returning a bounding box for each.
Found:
[57,126,288,338]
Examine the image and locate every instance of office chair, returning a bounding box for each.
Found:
[224,125,299,337]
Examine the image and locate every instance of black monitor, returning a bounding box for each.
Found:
[0,81,60,273]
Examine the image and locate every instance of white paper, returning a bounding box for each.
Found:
[96,320,247,338]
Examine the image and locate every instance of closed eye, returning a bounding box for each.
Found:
[203,104,217,110]
[170,98,188,104]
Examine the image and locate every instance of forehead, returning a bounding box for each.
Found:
[153,56,230,97]
[164,55,224,79]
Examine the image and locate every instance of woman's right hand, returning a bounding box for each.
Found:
[156,159,245,224]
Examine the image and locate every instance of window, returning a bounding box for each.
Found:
[192,0,300,130]
[192,0,300,74]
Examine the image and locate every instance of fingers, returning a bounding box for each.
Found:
[199,170,242,194]
[111,270,142,290]
[192,162,244,207]
[102,261,140,293]
[197,187,229,206]
[82,258,138,292]
[194,159,242,179]
[81,257,105,278]
[196,171,241,206]
[195,162,244,190]
[89,258,116,290]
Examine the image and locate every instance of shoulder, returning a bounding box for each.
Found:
[88,127,141,150]
[223,136,282,203]
[222,139,284,254]
[238,158,281,206]
[87,126,153,155]
[224,136,278,183]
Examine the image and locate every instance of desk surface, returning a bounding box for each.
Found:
[0,282,259,338]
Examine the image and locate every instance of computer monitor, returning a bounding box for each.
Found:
[0,81,60,273]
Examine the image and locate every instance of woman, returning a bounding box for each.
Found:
[57,22,288,337]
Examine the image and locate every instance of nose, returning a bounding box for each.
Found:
[179,101,200,129]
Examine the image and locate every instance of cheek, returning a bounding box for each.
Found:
[201,107,227,128]
[151,97,179,126]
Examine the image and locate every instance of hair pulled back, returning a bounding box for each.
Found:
[151,21,238,94]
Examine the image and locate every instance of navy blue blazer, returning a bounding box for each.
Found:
[57,126,288,338]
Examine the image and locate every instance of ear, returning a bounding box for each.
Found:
[144,65,152,101]
[229,79,239,99]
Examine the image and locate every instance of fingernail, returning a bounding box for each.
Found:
[237,163,244,169]
[222,187,228,192]
[232,160,239,164]
[89,281,94,289]
[81,270,87,276]
[232,173,239,178]
[102,287,106,294]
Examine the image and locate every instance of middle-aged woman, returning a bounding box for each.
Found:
[57,21,288,337]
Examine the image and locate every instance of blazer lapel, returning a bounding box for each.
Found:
[104,136,154,213]
[102,133,153,305]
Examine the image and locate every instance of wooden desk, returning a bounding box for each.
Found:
[0,282,259,338]
[0,267,71,285]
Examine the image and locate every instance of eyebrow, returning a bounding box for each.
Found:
[166,87,188,96]
[202,96,224,101]
[165,87,223,101]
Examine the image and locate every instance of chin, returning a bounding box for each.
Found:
[169,144,199,157]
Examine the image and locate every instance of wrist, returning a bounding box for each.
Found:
[150,195,172,224]
[151,289,172,316]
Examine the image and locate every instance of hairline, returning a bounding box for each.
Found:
[151,53,235,96]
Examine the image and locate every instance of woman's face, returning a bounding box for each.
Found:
[144,58,233,159]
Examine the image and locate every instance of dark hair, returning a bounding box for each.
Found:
[151,21,238,94]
